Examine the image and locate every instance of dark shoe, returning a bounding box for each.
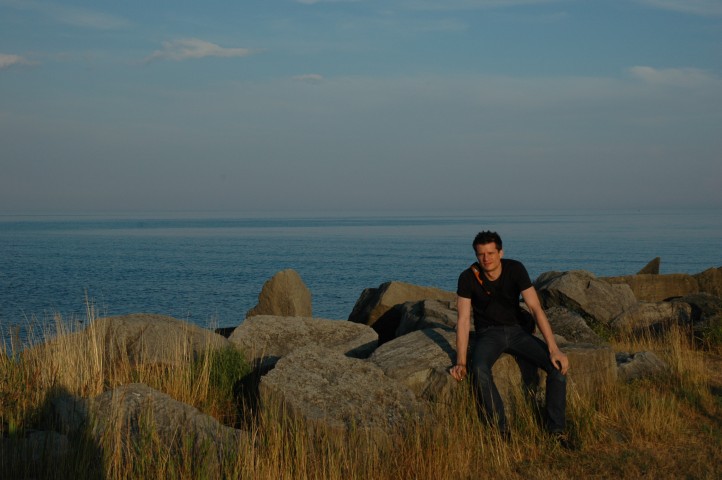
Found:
[551,431,578,451]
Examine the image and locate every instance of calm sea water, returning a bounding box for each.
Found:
[1,210,720,347]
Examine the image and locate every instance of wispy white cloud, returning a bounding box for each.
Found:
[635,0,722,16]
[629,66,720,87]
[0,53,33,69]
[293,73,325,82]
[0,0,131,29]
[145,39,254,63]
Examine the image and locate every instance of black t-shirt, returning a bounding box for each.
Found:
[457,258,532,330]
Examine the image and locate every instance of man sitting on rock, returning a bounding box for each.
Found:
[450,231,570,444]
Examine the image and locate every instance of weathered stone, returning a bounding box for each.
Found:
[247,269,312,318]
[24,314,231,370]
[348,281,456,344]
[259,345,425,443]
[535,271,637,326]
[694,267,722,297]
[369,328,458,401]
[602,274,699,302]
[396,299,458,337]
[229,315,377,370]
[545,307,605,345]
[671,293,722,338]
[90,384,244,473]
[637,257,661,275]
[610,301,692,334]
[47,384,245,475]
[616,351,668,382]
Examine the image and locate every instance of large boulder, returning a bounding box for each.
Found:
[396,299,459,337]
[247,269,313,318]
[50,384,244,475]
[671,293,722,339]
[348,281,456,344]
[228,315,377,371]
[602,273,699,302]
[535,271,637,326]
[545,307,605,345]
[369,328,458,401]
[694,267,722,297]
[24,313,231,370]
[259,345,425,444]
[610,301,693,335]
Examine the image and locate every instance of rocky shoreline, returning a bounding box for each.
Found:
[7,261,721,470]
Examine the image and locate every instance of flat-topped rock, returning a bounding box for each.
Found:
[229,315,377,370]
[602,273,699,302]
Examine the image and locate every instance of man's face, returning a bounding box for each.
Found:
[474,242,503,273]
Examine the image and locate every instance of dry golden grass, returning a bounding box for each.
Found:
[1,312,721,479]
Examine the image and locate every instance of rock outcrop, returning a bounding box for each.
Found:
[610,301,692,334]
[535,271,637,326]
[694,267,722,297]
[247,269,313,318]
[396,299,459,337]
[24,313,231,370]
[50,384,244,475]
[259,345,425,444]
[602,273,699,302]
[228,315,377,371]
[545,307,605,344]
[348,281,456,344]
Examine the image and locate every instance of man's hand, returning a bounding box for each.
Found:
[450,364,467,381]
[550,349,569,375]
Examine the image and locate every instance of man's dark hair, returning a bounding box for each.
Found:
[472,231,502,251]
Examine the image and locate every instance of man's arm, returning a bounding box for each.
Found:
[521,286,569,375]
[450,296,471,381]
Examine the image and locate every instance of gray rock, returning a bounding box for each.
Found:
[229,315,377,370]
[637,257,661,275]
[616,351,668,382]
[396,299,459,337]
[694,267,722,297]
[89,384,244,474]
[545,307,605,345]
[369,328,458,401]
[602,273,699,302]
[535,270,637,326]
[610,301,692,334]
[671,293,722,338]
[24,313,231,370]
[247,269,313,318]
[348,281,456,344]
[259,345,425,444]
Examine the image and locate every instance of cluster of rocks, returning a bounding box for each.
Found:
[8,263,722,468]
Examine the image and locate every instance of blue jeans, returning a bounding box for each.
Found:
[470,324,566,433]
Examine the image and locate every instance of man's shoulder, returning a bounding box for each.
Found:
[502,258,525,269]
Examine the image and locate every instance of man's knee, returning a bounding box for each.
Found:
[547,368,566,384]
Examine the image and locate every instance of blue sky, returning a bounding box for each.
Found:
[1,0,721,214]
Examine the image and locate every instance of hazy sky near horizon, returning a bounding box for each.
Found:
[1,0,721,214]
